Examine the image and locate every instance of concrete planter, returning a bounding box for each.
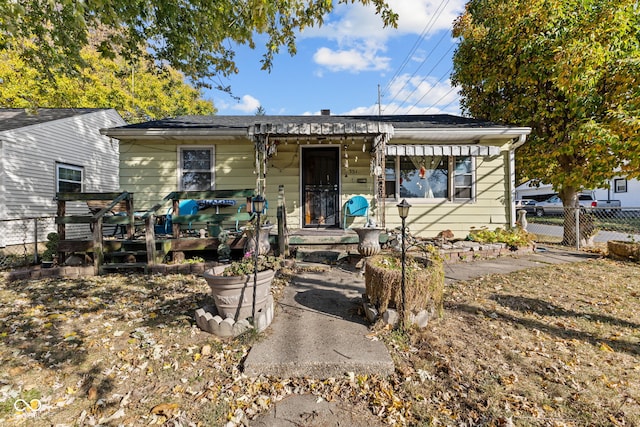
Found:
[364,254,444,327]
[607,240,640,262]
[203,266,275,321]
[353,227,383,257]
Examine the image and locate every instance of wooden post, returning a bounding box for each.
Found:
[277,185,289,257]
[56,198,66,262]
[93,217,104,275]
[145,214,156,266]
[126,193,135,239]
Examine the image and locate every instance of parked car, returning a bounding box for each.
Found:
[534,192,621,216]
[515,199,537,214]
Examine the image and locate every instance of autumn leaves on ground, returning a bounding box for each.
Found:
[1,257,638,426]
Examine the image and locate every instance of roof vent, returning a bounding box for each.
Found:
[321,109,331,116]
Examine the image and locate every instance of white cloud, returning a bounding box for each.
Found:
[381,74,460,114]
[226,94,261,114]
[313,46,390,73]
[306,0,465,75]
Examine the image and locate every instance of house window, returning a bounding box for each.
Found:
[614,178,627,193]
[384,155,474,201]
[179,147,214,190]
[56,163,83,193]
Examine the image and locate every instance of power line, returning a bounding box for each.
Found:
[379,0,451,100]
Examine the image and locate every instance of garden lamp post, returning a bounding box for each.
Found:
[251,195,266,327]
[396,198,411,330]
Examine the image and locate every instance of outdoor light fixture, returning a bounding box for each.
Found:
[397,198,411,220]
[251,194,266,327]
[396,198,411,330]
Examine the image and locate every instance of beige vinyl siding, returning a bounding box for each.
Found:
[0,109,123,243]
[120,139,257,211]
[383,151,510,238]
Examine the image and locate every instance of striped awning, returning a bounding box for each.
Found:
[386,144,500,156]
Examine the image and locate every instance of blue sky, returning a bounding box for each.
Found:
[209,0,467,116]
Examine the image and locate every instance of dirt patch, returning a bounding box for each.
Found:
[1,258,639,426]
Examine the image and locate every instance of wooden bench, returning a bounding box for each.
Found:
[163,189,257,237]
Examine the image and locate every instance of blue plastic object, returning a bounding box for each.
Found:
[343,196,369,228]
[165,199,199,233]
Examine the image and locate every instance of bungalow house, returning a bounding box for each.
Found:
[0,108,126,249]
[101,113,530,241]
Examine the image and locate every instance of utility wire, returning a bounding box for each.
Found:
[378,0,451,102]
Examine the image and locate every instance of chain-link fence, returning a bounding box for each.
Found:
[0,217,58,269]
[525,207,640,249]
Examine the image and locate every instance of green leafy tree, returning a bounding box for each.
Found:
[0,42,215,122]
[0,1,398,91]
[452,0,640,244]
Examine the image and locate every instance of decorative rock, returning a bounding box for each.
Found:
[194,298,275,337]
[382,309,400,327]
[232,319,252,336]
[410,310,431,328]
[363,303,378,323]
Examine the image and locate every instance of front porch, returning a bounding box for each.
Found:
[53,190,387,274]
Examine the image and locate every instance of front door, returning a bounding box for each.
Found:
[301,146,340,227]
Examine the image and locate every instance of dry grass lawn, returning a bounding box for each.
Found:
[0,257,638,426]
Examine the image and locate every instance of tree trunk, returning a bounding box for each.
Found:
[559,187,579,246]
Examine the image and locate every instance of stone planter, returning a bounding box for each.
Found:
[243,225,273,256]
[607,240,640,262]
[353,227,383,257]
[203,266,275,321]
[364,254,444,327]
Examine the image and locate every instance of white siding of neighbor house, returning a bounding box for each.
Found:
[0,109,125,246]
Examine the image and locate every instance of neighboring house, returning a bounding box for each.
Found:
[0,108,126,247]
[101,113,530,239]
[516,180,640,207]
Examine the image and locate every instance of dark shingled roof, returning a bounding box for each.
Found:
[0,108,106,132]
[113,114,505,131]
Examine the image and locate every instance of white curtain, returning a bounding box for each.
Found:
[408,156,443,198]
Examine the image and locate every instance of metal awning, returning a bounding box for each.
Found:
[249,121,395,137]
[386,144,500,156]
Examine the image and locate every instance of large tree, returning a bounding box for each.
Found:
[0,43,215,122]
[452,0,640,243]
[0,0,398,90]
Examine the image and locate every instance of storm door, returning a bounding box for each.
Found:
[301,146,340,227]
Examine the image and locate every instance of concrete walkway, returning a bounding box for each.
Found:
[244,263,394,378]
[246,245,601,426]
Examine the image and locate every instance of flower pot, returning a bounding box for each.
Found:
[203,267,275,321]
[243,225,273,256]
[353,227,383,257]
[41,260,54,269]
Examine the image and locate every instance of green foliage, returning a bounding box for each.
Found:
[452,0,640,194]
[0,42,215,122]
[42,232,59,261]
[467,227,534,249]
[222,254,280,276]
[182,256,205,265]
[0,1,398,90]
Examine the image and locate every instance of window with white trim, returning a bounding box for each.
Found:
[179,147,214,190]
[56,163,83,193]
[385,155,475,201]
[614,178,627,193]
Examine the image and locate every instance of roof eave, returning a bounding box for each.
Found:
[99,128,248,140]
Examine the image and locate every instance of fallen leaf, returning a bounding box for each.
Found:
[599,343,614,353]
[150,402,179,417]
[87,386,98,400]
